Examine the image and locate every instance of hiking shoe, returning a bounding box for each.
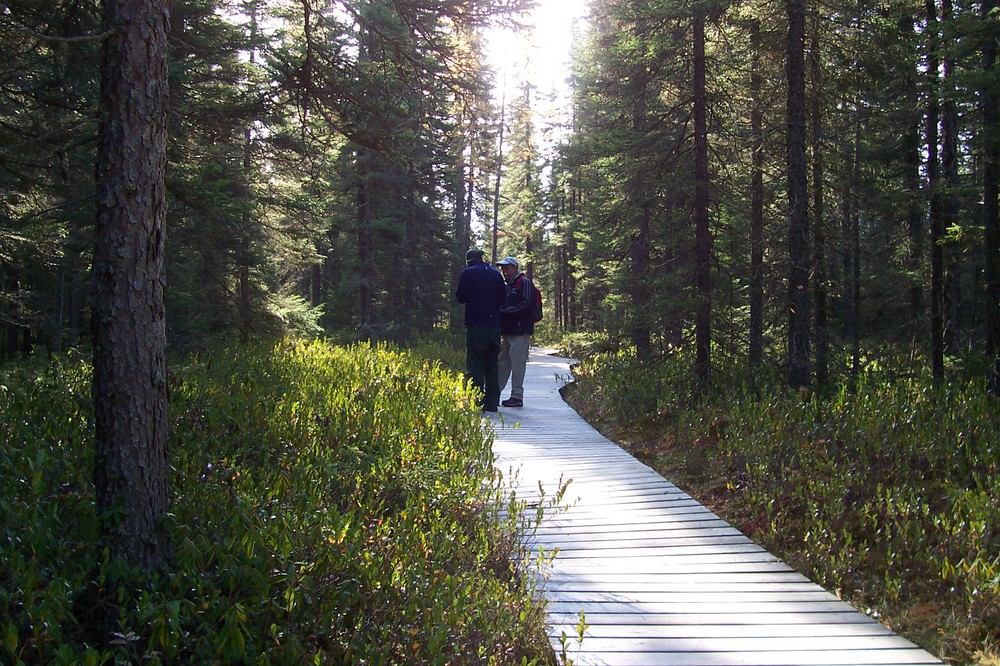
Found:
[501,397,523,407]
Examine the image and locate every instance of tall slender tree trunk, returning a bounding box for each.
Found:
[629,73,652,363]
[404,163,417,334]
[631,204,652,360]
[492,97,505,265]
[92,0,170,572]
[694,9,712,387]
[357,160,373,333]
[452,143,474,328]
[926,0,945,382]
[239,4,259,344]
[902,10,924,334]
[569,186,579,331]
[786,0,811,388]
[554,191,565,329]
[749,20,765,372]
[356,18,374,334]
[463,156,475,246]
[311,263,322,307]
[456,146,472,255]
[809,13,828,387]
[941,0,960,355]
[851,142,862,387]
[847,116,862,390]
[983,0,1000,394]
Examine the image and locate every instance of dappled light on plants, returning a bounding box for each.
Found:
[1,342,554,665]
[563,346,999,665]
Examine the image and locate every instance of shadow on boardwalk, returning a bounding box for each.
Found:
[487,348,943,666]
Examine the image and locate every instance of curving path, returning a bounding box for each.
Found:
[486,348,943,666]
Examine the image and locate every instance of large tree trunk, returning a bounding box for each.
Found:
[983,0,1000,394]
[694,9,711,387]
[786,0,811,388]
[92,0,170,572]
[749,20,765,372]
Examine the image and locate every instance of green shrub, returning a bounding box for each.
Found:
[1,341,552,665]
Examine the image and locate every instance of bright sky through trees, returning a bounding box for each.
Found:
[485,0,589,141]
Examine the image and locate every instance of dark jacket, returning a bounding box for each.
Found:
[455,259,506,327]
[500,272,535,336]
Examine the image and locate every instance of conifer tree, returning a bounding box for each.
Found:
[92,0,170,572]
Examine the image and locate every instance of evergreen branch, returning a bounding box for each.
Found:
[13,23,113,44]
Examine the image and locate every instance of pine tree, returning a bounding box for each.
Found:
[92,0,170,572]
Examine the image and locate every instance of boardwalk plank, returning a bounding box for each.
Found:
[489,349,943,666]
[568,650,942,666]
[558,635,926,652]
[545,623,897,638]
[545,611,888,626]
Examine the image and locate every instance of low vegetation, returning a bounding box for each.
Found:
[1,340,553,665]
[560,339,999,666]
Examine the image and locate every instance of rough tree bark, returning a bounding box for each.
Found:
[92,0,170,572]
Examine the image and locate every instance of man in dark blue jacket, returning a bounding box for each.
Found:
[496,256,535,407]
[455,248,506,412]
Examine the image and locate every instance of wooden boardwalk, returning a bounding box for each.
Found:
[487,349,943,666]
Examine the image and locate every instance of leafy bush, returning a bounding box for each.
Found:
[565,349,999,665]
[1,341,552,665]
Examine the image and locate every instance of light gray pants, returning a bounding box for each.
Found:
[498,335,530,400]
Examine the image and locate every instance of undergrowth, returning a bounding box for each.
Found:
[562,345,999,666]
[0,340,554,665]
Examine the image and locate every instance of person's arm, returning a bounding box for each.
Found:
[501,275,530,315]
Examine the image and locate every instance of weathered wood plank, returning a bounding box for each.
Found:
[546,622,897,638]
[545,600,864,615]
[556,635,927,652]
[530,526,747,542]
[545,611,885,626]
[542,589,844,604]
[567,649,942,666]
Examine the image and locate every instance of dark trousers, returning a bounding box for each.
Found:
[465,326,501,410]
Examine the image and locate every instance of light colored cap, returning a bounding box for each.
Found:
[496,256,520,268]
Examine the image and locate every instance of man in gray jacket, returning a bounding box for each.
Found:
[496,256,535,407]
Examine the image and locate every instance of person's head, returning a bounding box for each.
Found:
[465,248,485,266]
[496,256,520,281]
